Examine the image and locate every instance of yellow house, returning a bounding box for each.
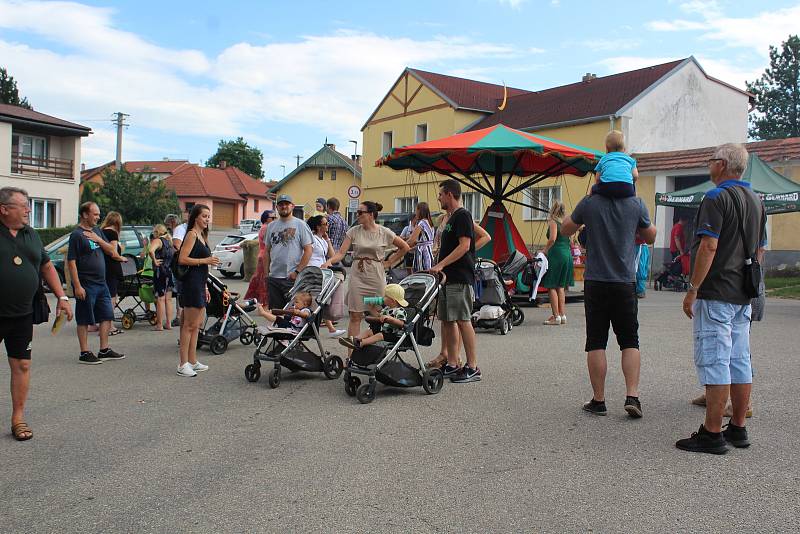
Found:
[362,57,753,255]
[269,143,362,220]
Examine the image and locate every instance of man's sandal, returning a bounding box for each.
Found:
[11,422,32,441]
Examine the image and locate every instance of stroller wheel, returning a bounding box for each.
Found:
[268,367,281,388]
[239,330,254,346]
[244,363,261,383]
[499,317,510,335]
[356,383,375,404]
[510,305,524,327]
[147,311,158,326]
[253,332,263,347]
[323,355,344,379]
[121,310,136,330]
[210,335,228,355]
[422,368,444,394]
[344,374,360,397]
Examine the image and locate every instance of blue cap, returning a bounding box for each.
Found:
[276,194,293,204]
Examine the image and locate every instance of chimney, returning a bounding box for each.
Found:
[582,73,597,82]
[220,160,227,169]
[80,162,86,171]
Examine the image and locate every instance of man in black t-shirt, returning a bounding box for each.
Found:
[676,143,766,455]
[430,180,480,383]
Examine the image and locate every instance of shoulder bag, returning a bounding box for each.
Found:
[728,188,762,299]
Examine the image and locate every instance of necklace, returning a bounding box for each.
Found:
[1,224,25,267]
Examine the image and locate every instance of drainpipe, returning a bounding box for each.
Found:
[609,115,616,131]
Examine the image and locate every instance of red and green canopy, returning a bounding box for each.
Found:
[476,202,530,261]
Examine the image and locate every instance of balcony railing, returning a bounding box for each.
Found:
[11,152,74,181]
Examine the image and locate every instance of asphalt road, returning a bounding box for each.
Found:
[1,271,798,532]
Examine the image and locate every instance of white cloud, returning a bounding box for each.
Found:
[647,19,709,31]
[496,0,527,8]
[0,1,532,167]
[579,39,642,52]
[599,55,761,90]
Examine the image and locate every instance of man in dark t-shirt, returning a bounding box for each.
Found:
[67,202,126,365]
[676,144,766,455]
[430,180,480,383]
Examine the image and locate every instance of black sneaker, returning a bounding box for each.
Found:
[624,396,643,418]
[676,425,729,454]
[582,398,607,415]
[451,365,481,383]
[171,317,181,327]
[78,352,102,365]
[98,348,125,360]
[442,364,461,378]
[722,421,750,448]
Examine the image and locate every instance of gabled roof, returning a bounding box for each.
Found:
[0,103,92,136]
[165,166,243,202]
[635,137,800,173]
[222,166,273,198]
[270,144,362,193]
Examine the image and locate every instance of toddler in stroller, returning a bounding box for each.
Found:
[654,253,690,291]
[257,292,312,332]
[338,284,407,350]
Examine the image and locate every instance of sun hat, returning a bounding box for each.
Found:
[383,284,408,307]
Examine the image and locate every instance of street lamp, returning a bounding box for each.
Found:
[349,140,358,161]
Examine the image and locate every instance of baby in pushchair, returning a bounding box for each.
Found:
[338,284,407,350]
[256,291,313,332]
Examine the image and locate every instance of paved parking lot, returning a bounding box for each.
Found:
[1,269,798,532]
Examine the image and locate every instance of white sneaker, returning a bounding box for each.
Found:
[560,315,567,324]
[543,316,561,325]
[191,361,209,372]
[327,329,347,338]
[177,363,197,377]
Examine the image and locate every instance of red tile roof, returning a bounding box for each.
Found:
[0,103,91,134]
[408,68,531,112]
[472,60,686,131]
[223,166,271,197]
[635,137,800,172]
[165,166,243,202]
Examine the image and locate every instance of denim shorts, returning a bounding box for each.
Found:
[75,282,115,326]
[693,299,752,386]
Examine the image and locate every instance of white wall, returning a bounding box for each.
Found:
[0,122,11,175]
[624,60,749,153]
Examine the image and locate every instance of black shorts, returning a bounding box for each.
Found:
[0,314,33,360]
[268,277,293,310]
[583,281,639,352]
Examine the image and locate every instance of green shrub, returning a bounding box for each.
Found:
[36,225,75,247]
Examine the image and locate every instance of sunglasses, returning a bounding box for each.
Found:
[356,210,368,216]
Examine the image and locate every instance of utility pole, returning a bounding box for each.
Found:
[112,112,129,170]
[280,165,286,177]
[294,154,303,168]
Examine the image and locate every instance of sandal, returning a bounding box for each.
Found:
[11,422,32,441]
[109,328,123,336]
[543,315,562,325]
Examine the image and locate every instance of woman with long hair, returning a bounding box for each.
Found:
[323,201,409,357]
[176,204,220,377]
[307,215,346,337]
[539,200,574,325]
[99,211,126,335]
[406,202,435,272]
[149,224,175,331]
[245,209,274,304]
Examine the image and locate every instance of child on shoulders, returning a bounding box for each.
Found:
[339,284,408,350]
[592,130,638,198]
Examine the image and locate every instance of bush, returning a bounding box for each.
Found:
[37,225,75,246]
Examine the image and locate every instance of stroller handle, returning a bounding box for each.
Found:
[418,270,446,284]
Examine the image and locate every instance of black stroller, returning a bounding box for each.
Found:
[198,274,260,354]
[115,259,158,329]
[654,253,689,292]
[472,258,519,334]
[245,267,344,388]
[343,272,444,404]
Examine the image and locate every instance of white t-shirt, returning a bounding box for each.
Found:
[172,223,187,243]
[308,234,328,267]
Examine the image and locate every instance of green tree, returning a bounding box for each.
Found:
[747,35,800,140]
[97,168,180,225]
[206,137,264,178]
[0,67,33,109]
[80,181,105,206]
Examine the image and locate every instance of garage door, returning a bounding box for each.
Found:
[213,202,236,229]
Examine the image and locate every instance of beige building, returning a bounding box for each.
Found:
[0,103,91,227]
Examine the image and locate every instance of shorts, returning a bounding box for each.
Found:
[583,280,639,352]
[268,277,294,310]
[592,181,636,198]
[75,282,115,326]
[106,275,120,298]
[437,283,474,322]
[693,299,752,386]
[0,314,33,359]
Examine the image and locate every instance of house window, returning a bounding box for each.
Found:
[462,192,483,221]
[382,131,394,155]
[331,169,337,181]
[415,124,428,143]
[395,196,418,214]
[11,133,48,166]
[523,186,561,221]
[29,198,58,228]
[318,170,324,180]
[254,199,259,212]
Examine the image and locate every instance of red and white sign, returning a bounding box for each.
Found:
[347,185,362,199]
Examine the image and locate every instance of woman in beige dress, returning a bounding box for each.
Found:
[323,201,409,353]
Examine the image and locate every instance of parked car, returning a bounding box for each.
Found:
[238,219,261,234]
[46,225,149,284]
[212,232,259,278]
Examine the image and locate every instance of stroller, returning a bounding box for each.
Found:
[472,258,521,334]
[116,259,158,329]
[245,267,343,388]
[343,272,443,404]
[198,273,260,354]
[654,253,690,292]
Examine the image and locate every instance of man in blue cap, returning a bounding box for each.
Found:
[263,194,313,309]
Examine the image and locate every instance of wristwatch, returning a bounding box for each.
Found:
[58,296,70,301]
[687,282,698,292]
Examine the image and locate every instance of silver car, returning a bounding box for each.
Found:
[213,232,259,278]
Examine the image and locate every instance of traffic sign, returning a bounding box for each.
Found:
[347,185,362,199]
[348,198,359,210]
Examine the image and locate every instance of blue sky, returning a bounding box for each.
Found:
[1,0,798,177]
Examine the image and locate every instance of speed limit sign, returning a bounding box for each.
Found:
[347,185,362,199]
